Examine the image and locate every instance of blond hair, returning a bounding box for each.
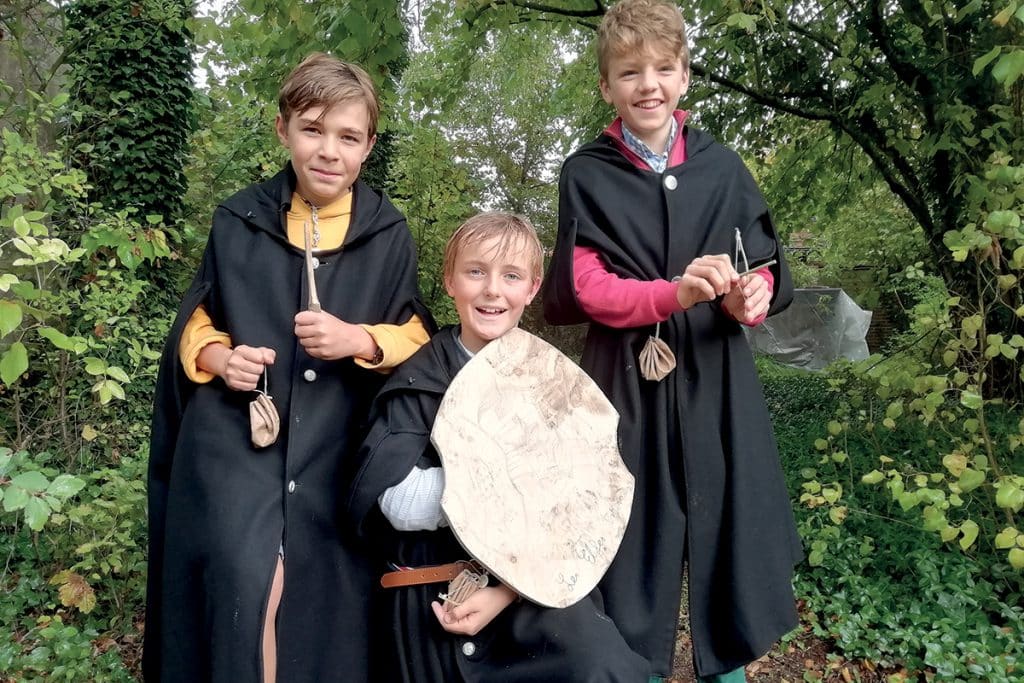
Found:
[597,0,689,78]
[278,53,380,137]
[443,213,544,281]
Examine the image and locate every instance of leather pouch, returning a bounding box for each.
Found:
[639,323,676,381]
[249,370,279,448]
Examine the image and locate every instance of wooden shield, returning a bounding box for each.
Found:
[432,328,634,608]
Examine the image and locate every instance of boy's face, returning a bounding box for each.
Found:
[600,49,689,153]
[275,101,376,206]
[445,236,541,354]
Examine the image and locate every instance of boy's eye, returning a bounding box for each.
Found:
[468,268,485,277]
[303,127,321,134]
[504,272,523,282]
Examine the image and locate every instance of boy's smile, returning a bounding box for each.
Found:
[445,236,541,354]
[600,50,689,153]
[275,102,376,206]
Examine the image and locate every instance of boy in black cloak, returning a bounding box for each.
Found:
[345,213,649,682]
[146,54,432,682]
[542,1,803,681]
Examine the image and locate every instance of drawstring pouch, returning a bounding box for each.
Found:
[249,368,280,448]
[639,321,676,381]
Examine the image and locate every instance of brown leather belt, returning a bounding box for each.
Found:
[380,560,481,589]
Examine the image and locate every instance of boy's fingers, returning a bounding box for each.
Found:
[430,601,450,625]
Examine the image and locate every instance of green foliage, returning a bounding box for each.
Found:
[761,358,1024,680]
[796,505,1024,682]
[389,126,479,324]
[63,0,195,221]
[0,447,86,532]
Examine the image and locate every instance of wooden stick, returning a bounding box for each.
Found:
[736,259,777,278]
[303,220,322,313]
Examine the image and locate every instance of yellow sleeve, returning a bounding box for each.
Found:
[356,314,430,373]
[179,304,233,384]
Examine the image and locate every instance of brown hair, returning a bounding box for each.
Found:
[597,0,689,78]
[278,53,380,137]
[443,213,544,281]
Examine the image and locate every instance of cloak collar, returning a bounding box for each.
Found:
[218,164,405,249]
[375,326,468,402]
[581,117,715,174]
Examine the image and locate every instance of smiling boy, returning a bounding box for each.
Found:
[147,54,431,682]
[346,213,648,682]
[543,1,802,681]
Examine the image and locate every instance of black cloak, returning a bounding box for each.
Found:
[542,128,803,677]
[145,165,432,682]
[345,326,650,683]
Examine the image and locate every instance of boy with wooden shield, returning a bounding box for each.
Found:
[346,213,649,682]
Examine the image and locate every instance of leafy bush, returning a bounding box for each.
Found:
[761,350,1024,680]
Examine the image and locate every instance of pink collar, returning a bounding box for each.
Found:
[604,110,689,171]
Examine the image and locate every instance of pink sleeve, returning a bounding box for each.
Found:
[573,246,682,328]
[721,268,775,327]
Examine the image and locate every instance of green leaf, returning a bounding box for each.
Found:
[83,357,107,376]
[897,491,919,511]
[958,520,979,550]
[0,300,22,336]
[807,549,824,566]
[922,505,947,531]
[1009,548,1024,569]
[12,470,48,493]
[2,485,29,511]
[12,215,30,237]
[828,506,847,524]
[942,453,968,476]
[995,527,1019,549]
[995,482,1024,511]
[862,469,884,485]
[105,366,130,383]
[957,468,986,493]
[38,327,77,352]
[959,390,983,410]
[973,46,1002,75]
[46,474,85,500]
[992,50,1024,87]
[827,421,842,436]
[0,342,29,386]
[24,496,51,531]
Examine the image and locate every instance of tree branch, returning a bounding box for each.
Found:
[492,0,604,18]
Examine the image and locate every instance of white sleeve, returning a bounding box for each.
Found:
[377,466,448,531]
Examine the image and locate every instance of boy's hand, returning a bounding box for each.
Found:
[294,310,377,361]
[675,254,739,310]
[722,272,771,324]
[430,585,518,637]
[204,344,275,391]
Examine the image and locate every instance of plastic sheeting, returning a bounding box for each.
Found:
[745,288,872,371]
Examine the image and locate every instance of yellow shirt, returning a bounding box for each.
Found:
[180,192,429,383]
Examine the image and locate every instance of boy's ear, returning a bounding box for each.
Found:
[363,134,377,163]
[526,277,542,304]
[680,68,691,99]
[443,274,455,298]
[599,77,613,105]
[274,114,289,147]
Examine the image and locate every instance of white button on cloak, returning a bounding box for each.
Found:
[664,175,678,190]
[311,256,320,269]
[288,480,296,493]
[461,642,476,657]
[303,369,317,382]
